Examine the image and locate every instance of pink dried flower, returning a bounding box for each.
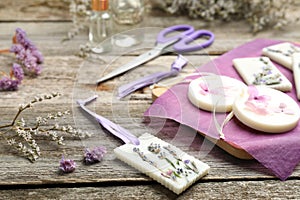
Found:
[273,102,295,115]
[59,155,76,173]
[199,82,209,95]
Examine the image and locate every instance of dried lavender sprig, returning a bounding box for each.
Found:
[151,0,296,32]
[0,93,60,130]
[0,92,92,162]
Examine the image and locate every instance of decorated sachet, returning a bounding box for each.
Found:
[114,133,210,195]
[233,57,292,92]
[144,39,300,181]
[292,53,300,100]
[188,75,247,112]
[77,95,209,195]
[233,86,300,133]
[262,42,300,70]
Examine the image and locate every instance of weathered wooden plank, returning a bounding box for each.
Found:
[0,180,300,199]
[0,17,300,57]
[0,0,70,21]
[1,109,299,186]
[0,3,300,196]
[1,50,300,186]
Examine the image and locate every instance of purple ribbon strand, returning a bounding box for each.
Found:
[118,55,188,98]
[77,95,140,145]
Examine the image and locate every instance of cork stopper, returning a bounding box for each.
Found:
[91,0,109,11]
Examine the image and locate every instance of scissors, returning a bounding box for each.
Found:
[96,24,214,84]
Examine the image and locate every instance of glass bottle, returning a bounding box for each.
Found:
[89,0,112,53]
[111,0,144,48]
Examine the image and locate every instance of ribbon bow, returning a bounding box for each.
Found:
[118,55,188,98]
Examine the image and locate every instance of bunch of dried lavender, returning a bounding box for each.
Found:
[0,63,24,91]
[10,28,44,76]
[0,28,44,91]
[151,0,297,32]
[0,93,91,162]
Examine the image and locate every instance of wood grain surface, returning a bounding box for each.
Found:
[1,0,300,199]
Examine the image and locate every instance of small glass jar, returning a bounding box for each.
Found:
[111,0,144,48]
[89,0,112,53]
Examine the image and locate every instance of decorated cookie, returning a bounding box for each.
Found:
[188,75,247,112]
[233,57,292,92]
[262,42,300,70]
[233,86,300,133]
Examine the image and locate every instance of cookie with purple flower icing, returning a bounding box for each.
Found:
[233,86,300,133]
[188,75,247,112]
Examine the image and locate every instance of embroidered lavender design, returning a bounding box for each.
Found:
[252,57,282,85]
[133,147,158,168]
[266,44,300,57]
[163,145,199,174]
[133,146,181,181]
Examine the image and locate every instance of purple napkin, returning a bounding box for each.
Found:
[144,38,300,180]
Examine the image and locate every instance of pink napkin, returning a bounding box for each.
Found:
[144,38,300,180]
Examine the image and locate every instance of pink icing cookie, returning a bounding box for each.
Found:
[188,75,247,112]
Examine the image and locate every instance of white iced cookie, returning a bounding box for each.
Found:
[188,75,247,112]
[233,86,300,133]
[262,42,300,70]
[233,57,292,92]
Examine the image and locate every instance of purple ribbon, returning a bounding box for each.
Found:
[118,55,188,98]
[77,95,140,145]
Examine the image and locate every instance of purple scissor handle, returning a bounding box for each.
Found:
[96,24,214,84]
[156,24,214,53]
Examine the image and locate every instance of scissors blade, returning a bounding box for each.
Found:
[96,39,179,84]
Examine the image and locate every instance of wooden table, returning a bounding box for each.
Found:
[1,1,300,199]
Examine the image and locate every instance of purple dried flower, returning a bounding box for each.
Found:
[59,155,76,173]
[0,77,18,91]
[12,63,24,81]
[84,146,107,164]
[0,63,24,91]
[184,159,190,164]
[14,28,34,50]
[31,49,44,63]
[10,28,44,76]
[10,44,24,54]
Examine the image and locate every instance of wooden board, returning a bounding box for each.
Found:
[151,86,253,160]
